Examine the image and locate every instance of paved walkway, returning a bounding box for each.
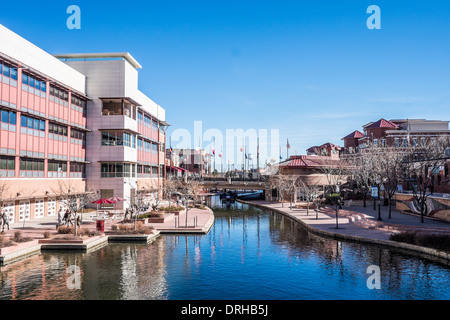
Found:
[241,200,450,242]
[1,206,214,240]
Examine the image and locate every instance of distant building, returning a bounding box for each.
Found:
[342,118,450,152]
[167,148,211,176]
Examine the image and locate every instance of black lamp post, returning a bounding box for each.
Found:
[376,179,382,221]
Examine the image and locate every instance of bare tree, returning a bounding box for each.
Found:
[164,175,179,209]
[347,148,376,208]
[297,176,321,216]
[52,180,97,236]
[176,176,203,227]
[403,136,449,223]
[319,157,350,229]
[371,146,405,219]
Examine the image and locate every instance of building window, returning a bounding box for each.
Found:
[102,131,135,148]
[49,122,68,137]
[20,115,44,130]
[19,158,44,177]
[0,62,18,80]
[100,162,136,178]
[48,161,67,177]
[394,138,400,148]
[1,109,16,125]
[70,162,85,178]
[381,139,386,147]
[373,139,378,146]
[402,138,408,147]
[50,85,69,102]
[22,72,46,92]
[0,156,15,177]
[71,95,87,115]
[412,138,418,147]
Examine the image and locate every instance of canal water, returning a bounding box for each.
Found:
[1,198,449,300]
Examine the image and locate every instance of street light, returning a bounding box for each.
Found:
[376,179,382,221]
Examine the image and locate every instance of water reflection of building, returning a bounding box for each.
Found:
[0,239,168,300]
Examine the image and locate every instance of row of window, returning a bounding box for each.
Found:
[137,164,159,175]
[0,62,18,80]
[372,137,434,148]
[1,109,17,125]
[22,73,46,92]
[137,112,159,130]
[17,158,85,173]
[21,115,45,131]
[1,157,86,174]
[71,96,87,109]
[49,122,68,137]
[139,138,158,152]
[50,86,69,102]
[100,163,137,178]
[71,129,85,140]
[101,131,136,148]
[0,156,15,171]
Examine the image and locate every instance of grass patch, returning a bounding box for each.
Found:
[389,232,450,253]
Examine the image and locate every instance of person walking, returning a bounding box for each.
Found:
[63,209,69,226]
[57,208,63,229]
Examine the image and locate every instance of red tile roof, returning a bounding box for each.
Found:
[280,155,341,168]
[366,118,399,129]
[342,130,365,140]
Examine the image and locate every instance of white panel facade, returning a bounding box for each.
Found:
[0,24,86,93]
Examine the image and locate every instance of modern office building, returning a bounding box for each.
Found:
[56,53,169,209]
[0,24,167,222]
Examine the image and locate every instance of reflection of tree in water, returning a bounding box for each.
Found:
[268,210,450,299]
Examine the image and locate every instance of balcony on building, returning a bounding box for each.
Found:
[98,97,139,132]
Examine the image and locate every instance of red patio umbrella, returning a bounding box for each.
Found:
[92,199,116,204]
[109,197,126,211]
[91,198,116,212]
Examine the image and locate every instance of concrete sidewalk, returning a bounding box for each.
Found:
[242,200,450,242]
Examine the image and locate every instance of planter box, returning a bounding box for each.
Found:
[0,239,40,256]
[39,235,108,251]
[0,240,42,265]
[147,217,165,223]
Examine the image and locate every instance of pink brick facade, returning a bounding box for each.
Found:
[0,53,88,223]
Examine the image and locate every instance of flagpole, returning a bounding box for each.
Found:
[287,139,289,159]
[257,136,260,171]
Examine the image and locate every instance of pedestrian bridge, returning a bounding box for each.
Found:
[201,180,266,191]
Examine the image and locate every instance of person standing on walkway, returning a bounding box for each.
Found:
[57,208,63,229]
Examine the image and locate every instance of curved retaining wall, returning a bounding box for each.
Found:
[238,200,450,265]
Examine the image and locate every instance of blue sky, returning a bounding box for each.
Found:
[2,0,450,167]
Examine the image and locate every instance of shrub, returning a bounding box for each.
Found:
[43,231,52,239]
[0,235,14,248]
[109,223,154,235]
[57,226,74,234]
[159,206,184,212]
[79,228,100,237]
[389,232,450,253]
[13,231,33,243]
[57,226,98,237]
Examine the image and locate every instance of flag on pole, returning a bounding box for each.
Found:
[287,139,290,149]
[219,153,222,158]
[212,148,215,155]
[240,147,244,152]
